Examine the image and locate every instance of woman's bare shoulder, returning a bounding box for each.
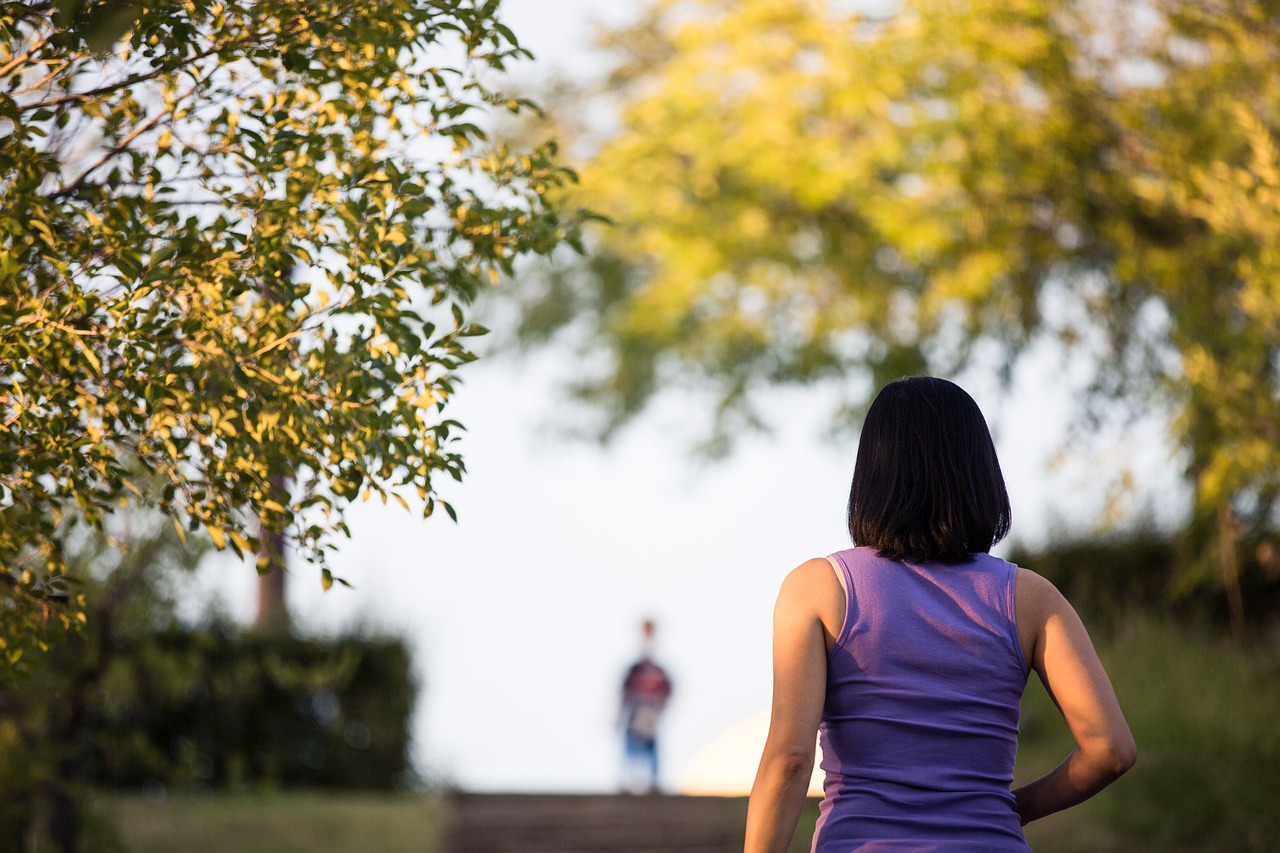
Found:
[778,557,844,601]
[1014,567,1079,661]
[1015,567,1070,616]
[777,558,846,648]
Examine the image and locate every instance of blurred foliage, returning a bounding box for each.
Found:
[0,0,586,662]
[0,506,418,850]
[84,628,416,793]
[1016,613,1280,851]
[518,0,1280,610]
[0,502,208,851]
[1008,528,1280,631]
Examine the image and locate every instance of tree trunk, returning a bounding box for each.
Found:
[252,265,294,635]
[41,771,78,853]
[252,473,290,627]
[1215,502,1246,639]
[253,473,291,633]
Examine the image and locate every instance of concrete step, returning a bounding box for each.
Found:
[443,793,749,853]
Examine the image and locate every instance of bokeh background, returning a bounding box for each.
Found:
[4,0,1278,851]
[186,0,1190,796]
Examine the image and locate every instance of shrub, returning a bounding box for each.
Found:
[1017,614,1280,851]
[87,626,418,792]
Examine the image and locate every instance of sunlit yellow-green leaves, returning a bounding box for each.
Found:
[525,0,1279,599]
[1,0,584,666]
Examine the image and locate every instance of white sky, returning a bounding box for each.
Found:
[184,0,1188,794]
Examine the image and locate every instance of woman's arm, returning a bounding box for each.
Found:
[1013,569,1137,825]
[745,559,842,853]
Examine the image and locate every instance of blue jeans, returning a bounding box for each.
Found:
[623,731,659,792]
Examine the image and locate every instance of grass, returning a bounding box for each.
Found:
[100,791,442,853]
[92,615,1276,852]
[784,612,1279,853]
[1016,614,1280,852]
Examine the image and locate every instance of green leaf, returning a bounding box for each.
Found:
[0,0,580,661]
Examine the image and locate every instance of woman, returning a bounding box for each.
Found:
[745,376,1135,852]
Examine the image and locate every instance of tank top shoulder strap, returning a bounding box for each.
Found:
[976,553,1030,677]
[824,553,849,596]
[825,550,859,655]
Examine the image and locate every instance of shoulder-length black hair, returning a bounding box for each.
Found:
[847,376,1011,563]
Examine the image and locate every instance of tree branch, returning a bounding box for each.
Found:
[0,26,55,79]
[11,56,72,98]
[47,65,216,202]
[18,44,222,112]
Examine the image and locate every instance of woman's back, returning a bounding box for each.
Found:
[745,378,1133,853]
[814,547,1030,852]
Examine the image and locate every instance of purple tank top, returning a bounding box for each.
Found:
[813,547,1031,852]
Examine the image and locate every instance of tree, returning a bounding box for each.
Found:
[517,0,1280,622]
[0,503,209,852]
[1,0,583,663]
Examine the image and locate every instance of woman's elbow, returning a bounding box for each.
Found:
[1110,734,1137,775]
[761,747,814,782]
[1079,728,1136,780]
[1097,733,1137,777]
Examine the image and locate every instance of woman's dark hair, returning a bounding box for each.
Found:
[847,376,1011,563]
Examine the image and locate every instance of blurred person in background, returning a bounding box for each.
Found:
[746,376,1135,851]
[619,619,673,794]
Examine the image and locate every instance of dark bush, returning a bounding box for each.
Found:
[84,626,417,792]
[1007,530,1280,630]
[0,513,420,848]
